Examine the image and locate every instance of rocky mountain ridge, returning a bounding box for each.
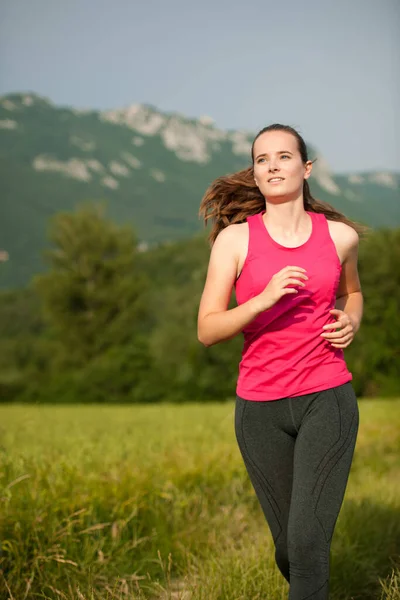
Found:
[1,92,399,289]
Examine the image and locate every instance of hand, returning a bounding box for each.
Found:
[255,265,308,312]
[320,309,355,349]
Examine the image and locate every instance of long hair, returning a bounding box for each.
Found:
[199,123,368,244]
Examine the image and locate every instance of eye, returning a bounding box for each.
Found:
[257,158,266,163]
[281,154,290,159]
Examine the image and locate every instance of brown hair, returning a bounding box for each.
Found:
[199,123,368,244]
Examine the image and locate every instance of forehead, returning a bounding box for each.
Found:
[253,130,298,155]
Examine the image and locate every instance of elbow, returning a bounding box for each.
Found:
[198,314,222,347]
[197,322,215,347]
[197,330,212,347]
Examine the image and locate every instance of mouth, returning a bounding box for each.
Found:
[268,177,285,183]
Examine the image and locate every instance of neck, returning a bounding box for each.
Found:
[263,197,308,234]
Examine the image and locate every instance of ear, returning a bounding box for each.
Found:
[304,160,313,180]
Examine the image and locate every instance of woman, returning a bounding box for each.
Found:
[197,124,364,599]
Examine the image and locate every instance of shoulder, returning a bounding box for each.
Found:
[213,221,248,249]
[212,222,249,276]
[326,219,359,264]
[326,219,359,249]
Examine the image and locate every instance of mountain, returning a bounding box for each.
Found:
[1,92,399,289]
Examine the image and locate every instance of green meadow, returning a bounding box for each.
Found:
[1,399,399,600]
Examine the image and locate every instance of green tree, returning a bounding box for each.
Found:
[34,202,149,366]
[345,228,400,395]
[148,263,242,402]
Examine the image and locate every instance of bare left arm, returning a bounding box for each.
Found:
[321,226,363,348]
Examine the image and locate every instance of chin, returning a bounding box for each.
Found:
[264,186,299,201]
[264,187,288,198]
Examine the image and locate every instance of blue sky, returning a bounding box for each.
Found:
[1,0,399,173]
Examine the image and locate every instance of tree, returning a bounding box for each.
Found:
[345,228,400,395]
[34,202,149,366]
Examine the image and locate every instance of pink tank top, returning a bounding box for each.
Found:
[234,210,352,401]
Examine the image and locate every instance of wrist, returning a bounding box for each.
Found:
[249,295,267,316]
[348,312,361,333]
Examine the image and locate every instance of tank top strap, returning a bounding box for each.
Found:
[308,211,331,248]
[246,211,271,259]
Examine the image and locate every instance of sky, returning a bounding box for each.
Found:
[1,0,399,173]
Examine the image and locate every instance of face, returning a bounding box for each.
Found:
[252,130,312,200]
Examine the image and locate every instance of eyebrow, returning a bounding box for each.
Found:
[255,150,293,160]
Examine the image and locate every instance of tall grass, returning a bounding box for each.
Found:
[0,399,399,599]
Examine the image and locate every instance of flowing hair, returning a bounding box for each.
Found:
[199,123,368,244]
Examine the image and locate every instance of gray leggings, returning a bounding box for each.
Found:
[234,382,359,600]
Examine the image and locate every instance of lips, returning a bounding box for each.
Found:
[268,177,285,183]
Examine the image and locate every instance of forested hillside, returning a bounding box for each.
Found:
[1,92,399,289]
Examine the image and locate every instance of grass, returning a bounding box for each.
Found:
[0,398,399,599]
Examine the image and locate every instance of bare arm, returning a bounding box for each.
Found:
[197,226,263,347]
[335,229,363,333]
[322,224,363,347]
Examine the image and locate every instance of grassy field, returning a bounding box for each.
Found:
[0,398,399,600]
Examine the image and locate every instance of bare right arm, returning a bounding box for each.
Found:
[197,226,264,347]
[197,226,309,347]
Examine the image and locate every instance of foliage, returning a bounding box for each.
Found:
[344,228,400,396]
[34,203,149,363]
[0,203,160,403]
[0,203,399,402]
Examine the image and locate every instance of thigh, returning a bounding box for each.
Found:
[235,395,296,543]
[288,383,359,545]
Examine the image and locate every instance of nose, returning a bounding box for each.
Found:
[268,163,279,172]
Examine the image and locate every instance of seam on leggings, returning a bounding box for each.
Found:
[242,456,283,543]
[312,410,356,498]
[299,579,329,600]
[240,400,281,517]
[313,389,342,476]
[239,400,282,530]
[288,397,299,434]
[313,414,358,543]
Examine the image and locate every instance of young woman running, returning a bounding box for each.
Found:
[197,124,364,599]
